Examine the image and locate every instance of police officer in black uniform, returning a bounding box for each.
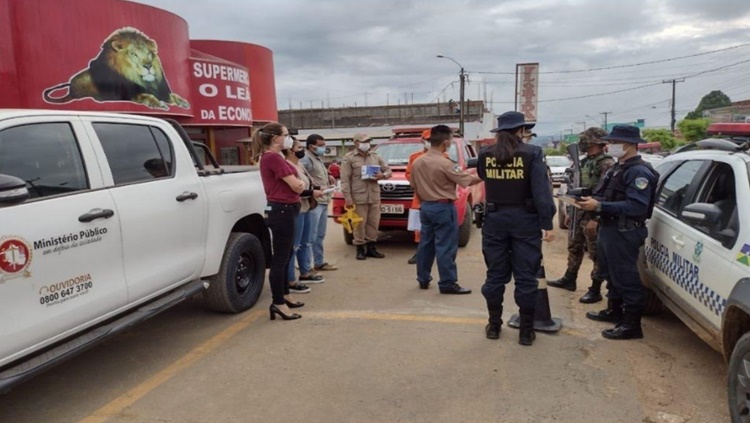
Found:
[576,125,658,340]
[478,111,556,346]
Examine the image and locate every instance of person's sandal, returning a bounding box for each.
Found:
[299,274,325,284]
[314,262,338,271]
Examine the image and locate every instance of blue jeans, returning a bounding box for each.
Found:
[308,203,329,267]
[417,201,458,288]
[287,211,314,282]
[480,208,542,314]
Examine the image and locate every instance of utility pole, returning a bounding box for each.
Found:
[663,78,685,132]
[437,55,466,135]
[576,121,586,130]
[600,111,613,129]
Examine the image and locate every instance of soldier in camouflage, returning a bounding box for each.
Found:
[548,127,615,303]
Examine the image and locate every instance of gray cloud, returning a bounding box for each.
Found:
[134,0,750,134]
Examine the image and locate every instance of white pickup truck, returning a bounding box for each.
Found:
[0,110,270,392]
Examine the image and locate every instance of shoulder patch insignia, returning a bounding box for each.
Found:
[634,177,649,190]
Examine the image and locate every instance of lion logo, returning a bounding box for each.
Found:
[43,27,190,110]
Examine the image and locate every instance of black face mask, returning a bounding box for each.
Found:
[294,150,306,159]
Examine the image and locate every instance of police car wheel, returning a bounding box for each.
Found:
[343,228,354,245]
[204,232,265,313]
[728,332,750,423]
[642,288,663,315]
[458,203,472,248]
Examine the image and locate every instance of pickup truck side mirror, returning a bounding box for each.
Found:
[0,174,30,207]
[466,158,478,169]
[681,202,722,229]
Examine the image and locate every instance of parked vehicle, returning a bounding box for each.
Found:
[0,110,271,392]
[331,127,484,247]
[546,155,572,186]
[635,137,750,422]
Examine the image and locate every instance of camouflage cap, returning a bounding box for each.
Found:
[579,127,609,144]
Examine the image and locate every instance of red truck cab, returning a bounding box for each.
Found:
[331,127,485,247]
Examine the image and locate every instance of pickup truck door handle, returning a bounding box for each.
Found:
[671,236,685,247]
[176,192,199,202]
[78,208,115,223]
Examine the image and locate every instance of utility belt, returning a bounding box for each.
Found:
[486,199,536,213]
[599,215,645,230]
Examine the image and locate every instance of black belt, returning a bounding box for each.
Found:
[424,199,453,204]
[267,201,300,208]
[486,202,525,211]
[600,216,645,227]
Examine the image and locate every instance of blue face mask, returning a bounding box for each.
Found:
[315,147,326,156]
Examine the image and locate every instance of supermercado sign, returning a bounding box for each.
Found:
[189,58,252,126]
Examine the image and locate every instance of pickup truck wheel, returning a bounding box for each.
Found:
[642,287,663,315]
[458,203,472,248]
[204,232,265,313]
[728,332,750,422]
[343,228,354,245]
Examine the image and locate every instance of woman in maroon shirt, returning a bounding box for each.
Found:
[251,122,318,320]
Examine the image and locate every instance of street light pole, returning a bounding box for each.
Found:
[437,55,465,135]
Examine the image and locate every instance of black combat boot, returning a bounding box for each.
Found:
[586,298,623,323]
[356,245,366,260]
[518,312,536,346]
[602,309,644,340]
[579,279,604,304]
[365,242,385,258]
[548,272,577,292]
[485,308,503,340]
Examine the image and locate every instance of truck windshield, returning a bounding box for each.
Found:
[375,142,458,166]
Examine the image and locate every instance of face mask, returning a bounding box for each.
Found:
[358,143,370,152]
[608,143,627,158]
[282,136,294,150]
[424,141,431,149]
[315,146,326,156]
[294,150,306,159]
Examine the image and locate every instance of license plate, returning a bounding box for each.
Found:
[381,204,404,214]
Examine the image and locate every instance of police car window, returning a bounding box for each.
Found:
[694,162,738,244]
[656,160,704,215]
[0,122,89,200]
[94,123,173,185]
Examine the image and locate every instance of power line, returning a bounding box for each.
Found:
[470,41,750,75]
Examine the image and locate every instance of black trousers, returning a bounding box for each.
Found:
[597,223,648,314]
[266,202,300,305]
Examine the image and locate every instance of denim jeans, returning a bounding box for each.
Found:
[416,201,458,288]
[308,203,329,267]
[265,202,300,304]
[287,211,313,282]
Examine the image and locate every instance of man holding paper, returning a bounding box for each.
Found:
[340,133,392,260]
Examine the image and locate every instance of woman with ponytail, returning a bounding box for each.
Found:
[252,123,320,321]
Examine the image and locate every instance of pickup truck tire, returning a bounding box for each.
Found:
[458,203,472,248]
[642,287,663,315]
[728,332,750,422]
[204,232,265,313]
[343,228,354,245]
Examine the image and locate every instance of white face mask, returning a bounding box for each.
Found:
[608,143,627,158]
[282,136,294,150]
[358,142,371,152]
[424,141,431,149]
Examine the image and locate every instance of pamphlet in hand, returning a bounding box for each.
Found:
[361,165,381,180]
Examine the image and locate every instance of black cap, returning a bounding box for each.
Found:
[602,125,647,144]
[491,111,535,133]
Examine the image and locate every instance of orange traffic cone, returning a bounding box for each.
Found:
[508,256,562,332]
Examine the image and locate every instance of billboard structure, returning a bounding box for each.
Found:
[515,63,539,123]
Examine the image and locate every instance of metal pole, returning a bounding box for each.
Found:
[600,112,612,129]
[459,67,465,135]
[662,78,684,132]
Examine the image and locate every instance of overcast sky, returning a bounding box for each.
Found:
[135,0,750,136]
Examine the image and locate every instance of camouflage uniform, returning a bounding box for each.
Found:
[549,128,614,302]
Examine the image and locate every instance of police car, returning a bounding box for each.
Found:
[636,133,750,422]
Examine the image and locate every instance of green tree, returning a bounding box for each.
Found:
[642,128,679,150]
[685,90,731,120]
[677,118,710,142]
